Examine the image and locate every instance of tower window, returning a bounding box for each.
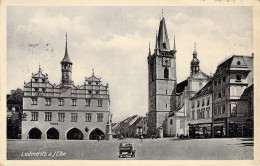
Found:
[163,42,166,49]
[236,75,241,82]
[164,68,169,79]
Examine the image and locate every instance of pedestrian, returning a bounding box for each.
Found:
[140,135,143,142]
[99,135,101,141]
[97,135,100,141]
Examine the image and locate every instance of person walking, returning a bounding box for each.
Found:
[140,135,143,142]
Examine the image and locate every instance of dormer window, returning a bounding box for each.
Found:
[35,78,38,83]
[42,79,45,83]
[163,42,166,49]
[96,82,98,85]
[237,61,241,65]
[236,75,241,82]
[88,82,91,85]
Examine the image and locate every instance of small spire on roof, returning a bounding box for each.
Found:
[162,9,164,18]
[39,62,41,72]
[92,68,95,76]
[173,35,176,50]
[149,42,151,55]
[194,42,196,51]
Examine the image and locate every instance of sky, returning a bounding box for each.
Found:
[7,6,253,123]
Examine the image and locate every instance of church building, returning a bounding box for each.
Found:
[147,16,177,136]
[165,44,211,137]
[22,34,111,140]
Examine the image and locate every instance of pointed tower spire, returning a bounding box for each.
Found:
[158,16,170,51]
[61,32,72,64]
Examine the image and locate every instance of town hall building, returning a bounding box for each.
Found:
[21,34,111,140]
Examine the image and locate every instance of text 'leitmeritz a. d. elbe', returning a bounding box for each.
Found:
[7,12,253,141]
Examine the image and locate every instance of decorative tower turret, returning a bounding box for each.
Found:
[190,42,200,76]
[147,13,177,136]
[61,33,73,86]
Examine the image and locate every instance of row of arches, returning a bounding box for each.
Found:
[28,127,104,140]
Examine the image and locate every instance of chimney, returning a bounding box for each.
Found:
[11,90,15,95]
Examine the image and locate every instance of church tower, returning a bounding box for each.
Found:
[147,15,177,135]
[190,43,200,76]
[61,33,73,86]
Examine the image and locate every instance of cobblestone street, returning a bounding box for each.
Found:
[7,137,253,160]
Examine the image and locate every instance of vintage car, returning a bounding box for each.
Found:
[119,142,136,158]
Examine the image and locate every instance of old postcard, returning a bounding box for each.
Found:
[0,0,259,166]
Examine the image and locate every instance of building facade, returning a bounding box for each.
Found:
[22,34,111,140]
[164,44,211,137]
[147,16,177,135]
[189,81,213,138]
[212,55,253,137]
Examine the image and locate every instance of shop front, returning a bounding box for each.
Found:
[213,119,226,138]
[189,123,212,139]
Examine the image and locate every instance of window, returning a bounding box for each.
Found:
[214,107,217,115]
[199,82,203,88]
[42,88,46,92]
[206,107,210,118]
[218,106,221,115]
[42,79,45,83]
[192,111,195,120]
[214,81,217,86]
[207,97,210,106]
[163,42,166,49]
[35,78,38,82]
[71,113,78,122]
[166,103,167,108]
[198,110,201,119]
[166,90,167,94]
[96,90,99,94]
[44,112,52,121]
[170,119,173,125]
[164,68,169,79]
[191,102,195,108]
[88,81,91,85]
[31,112,38,121]
[218,92,221,99]
[58,99,64,106]
[202,108,206,118]
[236,75,241,82]
[222,105,226,114]
[222,77,226,83]
[31,98,38,105]
[237,61,241,65]
[22,113,27,121]
[58,113,65,122]
[202,99,205,106]
[72,99,77,106]
[222,89,226,97]
[35,88,39,92]
[230,103,237,116]
[45,98,51,106]
[96,82,98,85]
[86,99,91,106]
[98,100,103,107]
[197,100,200,107]
[85,113,92,122]
[97,113,103,122]
[89,90,92,94]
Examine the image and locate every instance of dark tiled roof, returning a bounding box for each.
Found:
[158,18,171,52]
[176,79,188,93]
[190,80,212,100]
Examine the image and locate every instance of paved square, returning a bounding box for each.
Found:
[7,138,253,160]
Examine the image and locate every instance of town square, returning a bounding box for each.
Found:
[5,5,255,162]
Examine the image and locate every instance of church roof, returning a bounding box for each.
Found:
[190,80,212,100]
[157,17,171,52]
[176,79,188,93]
